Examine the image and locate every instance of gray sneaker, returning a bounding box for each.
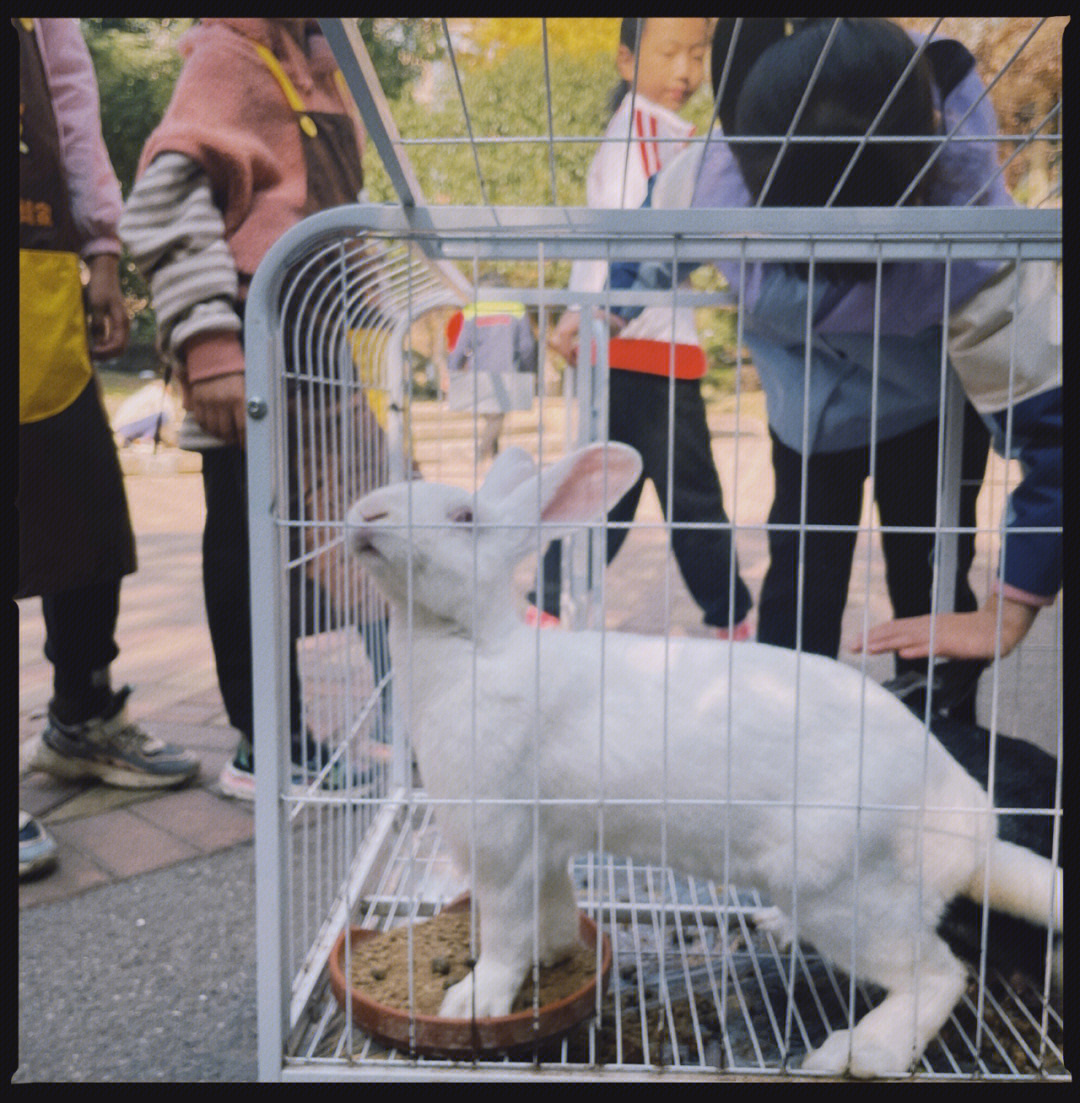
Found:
[30,687,200,789]
[19,810,58,880]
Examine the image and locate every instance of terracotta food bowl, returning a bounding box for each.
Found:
[327,894,612,1057]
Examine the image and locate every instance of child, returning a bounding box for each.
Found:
[715,20,1001,701]
[854,259,1061,663]
[19,18,200,876]
[122,19,389,798]
[445,298,538,462]
[618,20,1021,714]
[544,18,753,637]
[709,18,1060,673]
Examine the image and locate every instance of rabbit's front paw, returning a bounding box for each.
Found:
[750,906,795,950]
[439,958,521,1019]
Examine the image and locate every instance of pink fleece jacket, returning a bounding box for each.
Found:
[136,18,364,282]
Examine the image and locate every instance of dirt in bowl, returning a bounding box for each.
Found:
[347,907,601,1016]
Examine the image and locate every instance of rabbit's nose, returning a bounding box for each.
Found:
[345,501,387,552]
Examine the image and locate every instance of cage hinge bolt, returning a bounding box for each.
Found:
[247,397,268,420]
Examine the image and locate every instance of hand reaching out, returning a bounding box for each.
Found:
[851,594,1039,662]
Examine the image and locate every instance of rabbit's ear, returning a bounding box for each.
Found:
[477,447,538,509]
[501,443,642,530]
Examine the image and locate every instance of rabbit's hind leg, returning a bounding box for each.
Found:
[801,938,969,1077]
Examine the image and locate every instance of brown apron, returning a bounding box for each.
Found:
[16,18,136,598]
[251,38,389,613]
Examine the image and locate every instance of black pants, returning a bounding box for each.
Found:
[757,405,990,674]
[20,378,136,723]
[41,579,121,721]
[537,371,753,629]
[200,446,281,740]
[201,446,390,743]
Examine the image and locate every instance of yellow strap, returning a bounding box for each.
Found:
[346,327,389,429]
[462,301,527,321]
[19,249,93,423]
[333,69,350,105]
[250,40,318,137]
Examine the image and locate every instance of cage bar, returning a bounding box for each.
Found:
[249,17,1063,1083]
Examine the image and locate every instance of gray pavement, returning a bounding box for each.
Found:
[16,843,258,1082]
[16,455,262,1082]
[15,396,1062,1081]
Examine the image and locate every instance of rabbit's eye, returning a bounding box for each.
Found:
[449,505,474,524]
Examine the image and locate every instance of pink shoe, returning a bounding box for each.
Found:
[713,617,753,642]
[524,605,560,629]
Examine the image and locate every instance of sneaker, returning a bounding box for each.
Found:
[524,604,560,629]
[218,733,372,801]
[217,737,257,801]
[713,617,753,642]
[30,687,200,790]
[19,811,58,880]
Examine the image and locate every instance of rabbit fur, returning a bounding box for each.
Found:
[346,441,1062,1078]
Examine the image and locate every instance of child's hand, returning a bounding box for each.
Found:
[84,253,131,359]
[851,595,1038,662]
[547,313,580,365]
[182,330,247,446]
[189,373,247,447]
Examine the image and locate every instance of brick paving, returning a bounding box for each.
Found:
[17,457,257,909]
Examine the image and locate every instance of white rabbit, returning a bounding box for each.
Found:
[346,442,1062,1078]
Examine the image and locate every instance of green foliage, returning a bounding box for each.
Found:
[356,19,444,101]
[81,19,191,196]
[366,49,615,209]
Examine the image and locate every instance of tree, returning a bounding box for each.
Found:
[81,19,192,196]
[898,17,1064,203]
[463,17,623,62]
[356,19,444,101]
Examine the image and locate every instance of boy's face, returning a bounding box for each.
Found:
[616,18,709,113]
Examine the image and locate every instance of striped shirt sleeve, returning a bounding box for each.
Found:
[119,151,241,356]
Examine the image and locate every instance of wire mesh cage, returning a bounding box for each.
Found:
[246,18,1063,1082]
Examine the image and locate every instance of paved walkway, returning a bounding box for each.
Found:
[17,452,258,910]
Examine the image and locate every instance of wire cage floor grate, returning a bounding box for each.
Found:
[281,801,1065,1080]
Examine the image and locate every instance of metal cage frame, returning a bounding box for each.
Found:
[247,18,1063,1083]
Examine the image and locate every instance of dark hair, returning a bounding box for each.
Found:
[608,17,646,115]
[724,19,937,208]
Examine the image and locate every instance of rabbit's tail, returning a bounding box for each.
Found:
[966,837,1062,932]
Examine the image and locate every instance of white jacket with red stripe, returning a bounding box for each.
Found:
[567,92,700,349]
